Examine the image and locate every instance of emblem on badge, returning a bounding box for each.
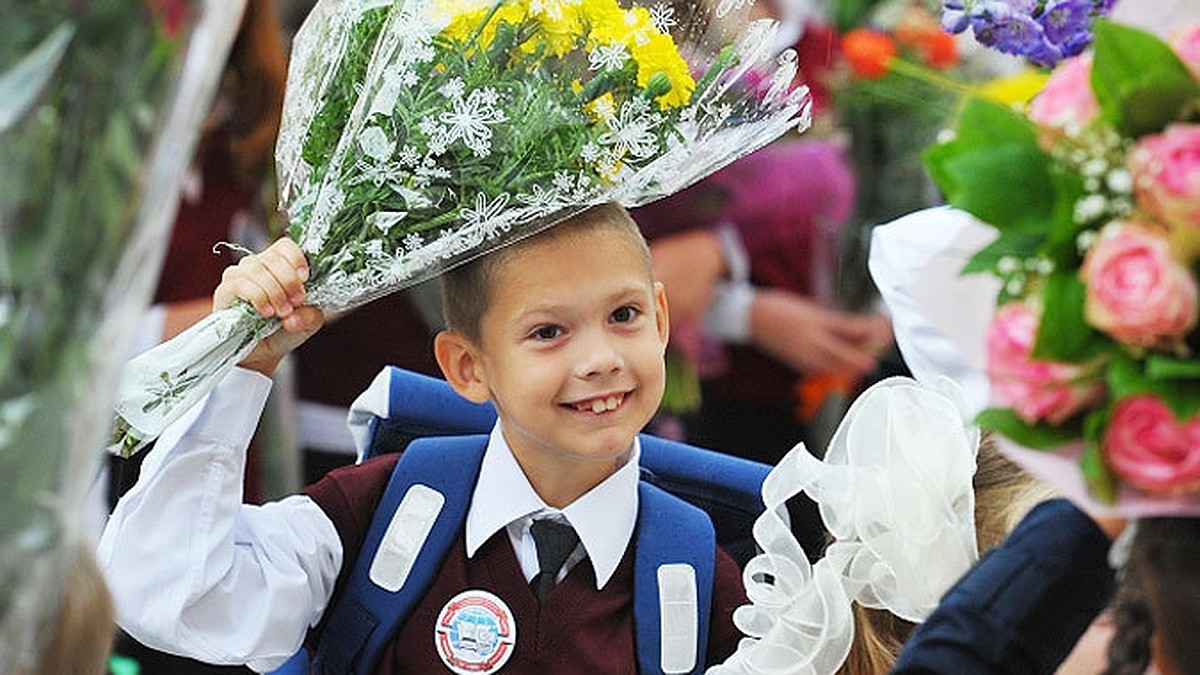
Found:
[435,589,517,673]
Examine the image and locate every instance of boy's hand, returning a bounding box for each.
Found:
[214,237,324,376]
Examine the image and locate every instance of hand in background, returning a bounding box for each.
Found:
[214,237,324,375]
[650,228,725,328]
[749,288,893,379]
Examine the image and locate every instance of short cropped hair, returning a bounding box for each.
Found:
[440,202,650,343]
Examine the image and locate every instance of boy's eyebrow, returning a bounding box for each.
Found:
[508,282,653,320]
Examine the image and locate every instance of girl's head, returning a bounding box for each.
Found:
[839,431,1055,674]
[1107,517,1200,675]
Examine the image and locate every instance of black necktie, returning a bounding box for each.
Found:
[529,519,579,601]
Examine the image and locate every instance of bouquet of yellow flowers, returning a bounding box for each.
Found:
[923,19,1200,511]
[110,0,813,456]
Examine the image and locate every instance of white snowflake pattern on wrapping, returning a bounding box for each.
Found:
[403,231,424,252]
[598,97,663,160]
[580,142,602,162]
[516,183,565,216]
[461,192,514,234]
[424,86,507,157]
[649,3,677,33]
[589,43,629,71]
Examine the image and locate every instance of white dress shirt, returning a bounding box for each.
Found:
[98,367,640,672]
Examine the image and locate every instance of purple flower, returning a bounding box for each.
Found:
[1039,0,1094,44]
[942,8,971,33]
[939,0,1115,67]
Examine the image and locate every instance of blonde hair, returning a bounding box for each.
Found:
[838,431,1056,674]
[33,540,115,675]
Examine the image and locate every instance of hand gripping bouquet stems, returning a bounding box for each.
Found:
[918,19,1200,514]
[110,0,814,456]
[0,1,244,670]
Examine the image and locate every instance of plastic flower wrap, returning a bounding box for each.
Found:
[110,0,813,456]
[921,20,1200,512]
[939,0,1117,67]
[0,0,243,669]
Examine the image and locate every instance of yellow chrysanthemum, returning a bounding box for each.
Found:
[441,1,529,51]
[530,2,584,56]
[978,69,1049,107]
[631,32,694,108]
[580,0,630,46]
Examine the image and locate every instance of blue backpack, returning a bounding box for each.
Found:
[275,366,773,675]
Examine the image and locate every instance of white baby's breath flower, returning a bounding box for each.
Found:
[1074,194,1108,223]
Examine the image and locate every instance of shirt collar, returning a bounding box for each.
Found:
[465,423,640,589]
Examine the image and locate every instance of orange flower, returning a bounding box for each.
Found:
[842,28,897,79]
[794,373,852,423]
[910,28,959,69]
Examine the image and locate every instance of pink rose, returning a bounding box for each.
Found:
[1104,395,1200,495]
[1169,24,1200,80]
[1128,124,1200,232]
[1081,221,1198,347]
[986,302,1104,425]
[1028,55,1098,146]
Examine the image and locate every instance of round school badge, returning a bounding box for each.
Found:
[434,589,517,673]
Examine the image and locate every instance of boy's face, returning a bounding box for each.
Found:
[465,224,668,493]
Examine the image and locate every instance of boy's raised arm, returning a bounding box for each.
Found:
[97,239,340,671]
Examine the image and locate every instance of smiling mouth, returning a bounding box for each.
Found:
[568,393,626,413]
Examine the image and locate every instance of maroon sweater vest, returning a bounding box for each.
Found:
[303,454,748,673]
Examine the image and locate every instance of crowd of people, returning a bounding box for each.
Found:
[11,0,1200,674]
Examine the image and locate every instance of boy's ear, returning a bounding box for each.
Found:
[653,281,670,346]
[434,330,491,403]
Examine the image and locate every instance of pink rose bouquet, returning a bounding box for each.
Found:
[924,19,1200,506]
[1104,395,1200,495]
[1081,220,1198,348]
[986,302,1104,425]
[1128,124,1200,233]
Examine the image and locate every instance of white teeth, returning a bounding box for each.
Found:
[577,394,623,413]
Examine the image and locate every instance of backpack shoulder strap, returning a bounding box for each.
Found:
[312,434,488,675]
[634,481,717,675]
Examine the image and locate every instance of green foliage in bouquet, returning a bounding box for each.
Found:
[285,0,728,292]
[923,19,1200,503]
[1,0,181,572]
[1,0,242,664]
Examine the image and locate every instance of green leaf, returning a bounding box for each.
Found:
[923,97,1056,232]
[1080,439,1118,505]
[962,230,1045,275]
[1091,19,1200,138]
[1146,355,1200,380]
[0,22,75,132]
[975,407,1082,450]
[1108,351,1200,419]
[1032,272,1108,362]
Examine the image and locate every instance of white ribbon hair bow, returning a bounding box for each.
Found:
[709,376,980,675]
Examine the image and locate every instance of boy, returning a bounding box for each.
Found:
[98,203,748,673]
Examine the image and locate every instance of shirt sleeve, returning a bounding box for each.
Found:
[96,368,344,673]
[890,498,1116,675]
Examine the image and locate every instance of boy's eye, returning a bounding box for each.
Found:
[611,305,639,323]
[531,325,563,340]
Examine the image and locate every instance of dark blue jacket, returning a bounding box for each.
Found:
[892,498,1115,674]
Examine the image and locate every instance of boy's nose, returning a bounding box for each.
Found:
[573,333,624,378]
